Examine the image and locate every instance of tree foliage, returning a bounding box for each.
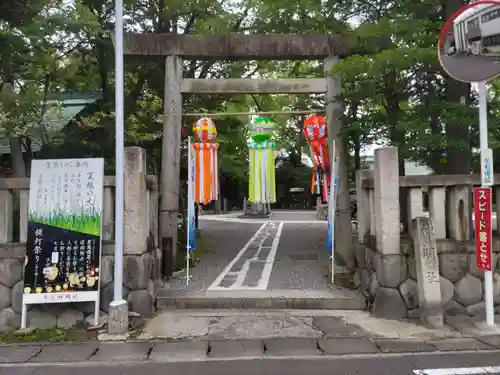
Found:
[0,0,494,195]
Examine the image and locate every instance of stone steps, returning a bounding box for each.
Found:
[156,289,366,310]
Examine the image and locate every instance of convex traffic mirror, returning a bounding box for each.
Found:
[438,0,500,82]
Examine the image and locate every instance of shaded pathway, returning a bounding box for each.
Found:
[158,211,364,310]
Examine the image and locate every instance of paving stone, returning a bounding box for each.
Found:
[90,342,151,361]
[312,317,366,338]
[209,340,263,358]
[0,345,42,363]
[429,338,492,351]
[264,338,320,356]
[318,338,379,354]
[31,343,99,362]
[373,339,436,353]
[476,335,500,348]
[444,315,500,336]
[150,341,208,361]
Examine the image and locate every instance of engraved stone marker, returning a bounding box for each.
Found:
[412,216,443,329]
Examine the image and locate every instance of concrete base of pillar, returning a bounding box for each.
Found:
[242,203,270,218]
[107,300,129,335]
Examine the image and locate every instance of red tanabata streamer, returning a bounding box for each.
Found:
[303,115,330,202]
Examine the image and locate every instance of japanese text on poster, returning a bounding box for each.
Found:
[24,158,104,304]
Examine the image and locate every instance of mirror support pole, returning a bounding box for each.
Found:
[479,81,495,327]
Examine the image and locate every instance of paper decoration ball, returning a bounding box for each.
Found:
[250,116,274,143]
[303,115,327,141]
[193,117,217,142]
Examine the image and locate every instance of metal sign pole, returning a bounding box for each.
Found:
[113,0,124,305]
[478,81,494,327]
[107,0,128,335]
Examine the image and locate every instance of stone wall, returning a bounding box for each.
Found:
[0,147,162,331]
[355,237,500,319]
[0,242,162,331]
[354,146,500,321]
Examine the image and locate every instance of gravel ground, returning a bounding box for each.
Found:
[160,217,334,294]
[160,220,262,293]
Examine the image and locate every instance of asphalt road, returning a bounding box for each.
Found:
[439,53,500,82]
[3,351,500,375]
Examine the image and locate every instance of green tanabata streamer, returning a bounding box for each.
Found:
[247,138,276,203]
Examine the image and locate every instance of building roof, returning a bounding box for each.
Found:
[0,92,101,155]
[454,3,496,23]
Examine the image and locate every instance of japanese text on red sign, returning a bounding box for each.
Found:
[474,188,492,271]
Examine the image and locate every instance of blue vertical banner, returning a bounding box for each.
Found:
[187,137,196,254]
[327,141,339,282]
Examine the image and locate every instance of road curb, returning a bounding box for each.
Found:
[3,348,500,368]
[1,336,500,366]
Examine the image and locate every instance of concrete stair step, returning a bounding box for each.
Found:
[156,289,366,310]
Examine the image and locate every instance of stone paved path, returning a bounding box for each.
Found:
[162,211,332,294]
[6,311,500,366]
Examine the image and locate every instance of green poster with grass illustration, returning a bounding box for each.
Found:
[23,158,104,301]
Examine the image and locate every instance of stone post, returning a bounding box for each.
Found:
[429,187,446,239]
[355,170,372,244]
[149,184,159,248]
[371,148,407,319]
[124,147,148,255]
[407,187,425,238]
[412,216,443,329]
[0,190,13,244]
[102,187,114,241]
[214,199,221,214]
[19,189,29,243]
[324,56,353,271]
[160,54,183,278]
[373,147,400,254]
[122,147,155,318]
[368,189,376,238]
[446,186,470,241]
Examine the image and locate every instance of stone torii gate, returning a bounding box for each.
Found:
[123,33,355,276]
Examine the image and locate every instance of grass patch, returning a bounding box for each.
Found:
[334,273,357,289]
[0,328,95,344]
[29,210,101,236]
[175,233,207,271]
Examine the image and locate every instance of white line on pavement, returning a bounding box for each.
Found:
[207,222,267,290]
[207,222,284,291]
[257,222,284,290]
[414,367,500,375]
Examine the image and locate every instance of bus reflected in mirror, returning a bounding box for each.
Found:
[439,0,500,82]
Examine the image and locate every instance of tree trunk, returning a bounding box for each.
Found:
[9,137,26,177]
[354,138,361,171]
[443,0,471,174]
